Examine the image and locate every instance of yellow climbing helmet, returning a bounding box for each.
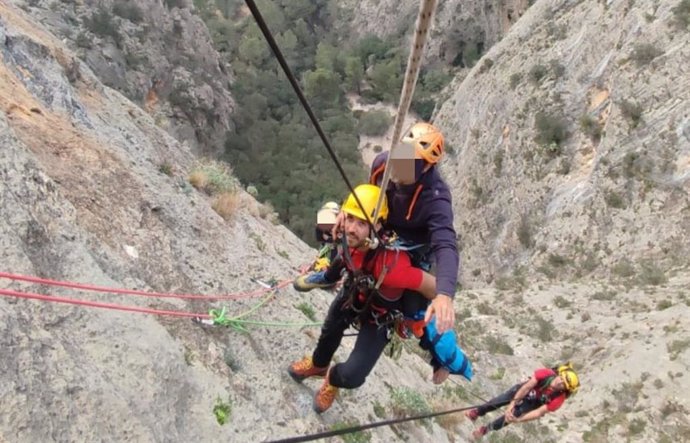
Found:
[557,363,580,394]
[316,201,340,225]
[341,184,388,223]
[402,122,445,164]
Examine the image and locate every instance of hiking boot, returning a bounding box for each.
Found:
[287,356,328,382]
[464,408,479,422]
[472,426,488,440]
[313,369,339,414]
[293,271,336,292]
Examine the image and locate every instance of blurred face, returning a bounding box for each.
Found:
[552,375,566,392]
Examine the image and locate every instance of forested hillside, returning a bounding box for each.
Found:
[194,0,453,243]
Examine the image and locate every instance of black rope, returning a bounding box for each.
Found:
[242,0,382,244]
[264,400,505,443]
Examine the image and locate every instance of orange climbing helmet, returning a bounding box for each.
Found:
[402,122,445,164]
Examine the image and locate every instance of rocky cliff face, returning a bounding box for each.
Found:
[12,0,235,156]
[435,0,690,286]
[2,0,689,442]
[341,0,530,67]
[0,3,461,442]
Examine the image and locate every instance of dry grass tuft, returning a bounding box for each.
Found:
[212,192,240,221]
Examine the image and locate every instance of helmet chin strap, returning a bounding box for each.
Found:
[365,225,380,250]
[366,236,380,250]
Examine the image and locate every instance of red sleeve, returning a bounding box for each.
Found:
[534,368,556,382]
[375,249,423,290]
[546,393,566,412]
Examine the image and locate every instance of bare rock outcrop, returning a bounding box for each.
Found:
[13,0,235,156]
[436,0,690,285]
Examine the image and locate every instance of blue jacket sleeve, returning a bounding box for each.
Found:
[427,188,460,297]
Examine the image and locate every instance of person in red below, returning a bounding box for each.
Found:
[465,363,580,439]
[287,184,471,413]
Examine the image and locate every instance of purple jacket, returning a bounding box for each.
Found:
[369,152,460,297]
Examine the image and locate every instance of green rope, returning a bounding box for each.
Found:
[209,286,323,331]
[230,319,322,327]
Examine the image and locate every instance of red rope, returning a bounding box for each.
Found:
[0,271,293,300]
[0,288,210,318]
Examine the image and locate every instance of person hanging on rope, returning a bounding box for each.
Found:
[308,201,340,274]
[295,122,461,383]
[288,184,472,414]
[465,363,581,439]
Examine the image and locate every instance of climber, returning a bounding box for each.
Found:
[288,184,471,414]
[295,122,458,335]
[309,201,340,274]
[465,363,581,439]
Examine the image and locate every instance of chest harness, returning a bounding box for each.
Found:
[338,234,403,336]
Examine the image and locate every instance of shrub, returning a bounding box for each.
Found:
[331,422,371,443]
[667,339,690,360]
[212,192,240,220]
[165,0,186,9]
[484,335,514,355]
[629,418,646,435]
[538,317,556,342]
[630,43,663,66]
[295,302,316,321]
[84,8,121,44]
[580,114,602,141]
[672,0,690,29]
[620,100,643,128]
[390,387,431,417]
[612,259,635,278]
[534,112,569,149]
[478,58,494,74]
[638,260,667,286]
[112,1,143,23]
[604,190,626,209]
[528,64,548,84]
[75,31,92,49]
[554,295,571,308]
[213,397,232,425]
[411,98,435,121]
[656,299,673,310]
[373,401,386,418]
[592,289,616,301]
[548,253,569,267]
[493,150,504,175]
[517,214,533,248]
[509,72,522,89]
[188,159,237,195]
[358,110,391,136]
[158,162,174,176]
[549,59,566,78]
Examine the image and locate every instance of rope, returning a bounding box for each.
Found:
[0,271,292,301]
[0,288,208,319]
[0,287,323,330]
[372,0,439,223]
[242,0,382,245]
[266,401,503,443]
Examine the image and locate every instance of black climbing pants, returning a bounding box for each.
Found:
[477,383,544,432]
[311,289,391,389]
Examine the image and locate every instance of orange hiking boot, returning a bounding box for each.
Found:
[287,356,328,382]
[313,369,339,414]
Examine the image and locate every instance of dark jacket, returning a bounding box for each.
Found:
[369,152,460,297]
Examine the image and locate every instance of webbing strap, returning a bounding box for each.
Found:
[372,0,439,223]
